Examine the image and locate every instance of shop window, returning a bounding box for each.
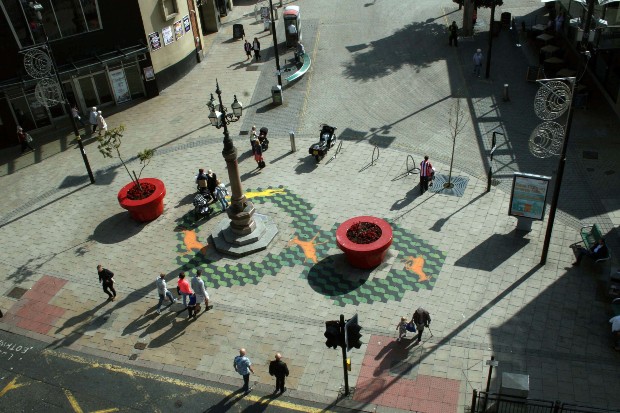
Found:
[161,0,178,21]
[0,0,102,48]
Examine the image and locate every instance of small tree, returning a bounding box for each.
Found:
[447,98,468,188]
[97,125,156,197]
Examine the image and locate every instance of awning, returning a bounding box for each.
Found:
[599,0,620,5]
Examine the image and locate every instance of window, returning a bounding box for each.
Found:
[161,0,178,21]
[0,0,102,48]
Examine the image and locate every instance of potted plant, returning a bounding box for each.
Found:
[336,216,393,269]
[97,125,165,222]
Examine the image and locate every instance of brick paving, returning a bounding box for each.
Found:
[0,1,619,412]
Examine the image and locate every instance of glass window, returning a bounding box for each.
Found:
[1,1,34,46]
[82,0,100,31]
[53,0,86,36]
[78,76,98,108]
[124,65,144,99]
[93,72,112,104]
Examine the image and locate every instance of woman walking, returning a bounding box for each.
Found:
[253,37,261,61]
[97,110,108,136]
[251,136,265,169]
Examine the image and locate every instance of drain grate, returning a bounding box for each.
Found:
[129,354,138,361]
[6,287,28,299]
[583,150,599,160]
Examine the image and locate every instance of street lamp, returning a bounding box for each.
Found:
[208,80,278,256]
[29,1,95,184]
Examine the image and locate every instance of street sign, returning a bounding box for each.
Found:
[485,360,499,367]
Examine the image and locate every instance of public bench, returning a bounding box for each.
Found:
[572,223,611,265]
[285,53,311,83]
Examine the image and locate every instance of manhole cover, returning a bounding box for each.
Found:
[239,130,249,135]
[246,66,259,71]
[583,150,598,160]
[129,354,138,361]
[7,287,28,299]
[134,342,147,350]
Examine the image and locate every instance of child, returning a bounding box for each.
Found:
[396,316,408,341]
[187,293,198,320]
[214,179,229,211]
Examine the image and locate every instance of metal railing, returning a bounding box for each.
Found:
[471,391,620,413]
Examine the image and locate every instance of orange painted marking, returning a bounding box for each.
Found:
[181,229,208,255]
[403,256,428,282]
[288,233,324,263]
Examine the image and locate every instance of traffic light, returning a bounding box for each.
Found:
[345,315,362,351]
[324,320,341,349]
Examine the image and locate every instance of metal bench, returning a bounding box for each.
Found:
[285,53,311,83]
[573,224,611,264]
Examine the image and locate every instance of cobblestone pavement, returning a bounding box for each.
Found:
[1,1,619,412]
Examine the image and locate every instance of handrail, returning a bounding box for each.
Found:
[371,145,379,166]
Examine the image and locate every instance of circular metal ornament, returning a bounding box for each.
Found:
[23,48,53,79]
[534,80,572,120]
[34,78,63,108]
[528,121,564,158]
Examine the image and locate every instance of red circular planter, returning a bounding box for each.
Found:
[336,216,393,269]
[117,178,166,222]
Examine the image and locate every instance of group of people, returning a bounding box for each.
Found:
[233,348,290,395]
[396,307,432,343]
[72,105,108,135]
[243,38,262,61]
[250,125,266,169]
[196,168,229,211]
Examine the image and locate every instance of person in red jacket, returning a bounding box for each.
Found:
[177,272,193,307]
[17,126,34,154]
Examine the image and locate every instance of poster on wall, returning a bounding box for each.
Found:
[143,66,155,81]
[183,15,191,33]
[162,26,174,46]
[108,68,131,104]
[174,20,184,40]
[148,32,161,51]
[508,172,551,220]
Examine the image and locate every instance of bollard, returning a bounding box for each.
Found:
[289,131,296,152]
[503,84,510,102]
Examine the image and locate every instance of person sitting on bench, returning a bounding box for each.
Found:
[295,42,305,66]
[573,238,608,266]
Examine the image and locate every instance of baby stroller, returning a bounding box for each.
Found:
[258,127,269,152]
[193,193,213,220]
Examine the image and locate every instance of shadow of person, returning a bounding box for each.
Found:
[390,185,420,211]
[147,317,187,348]
[204,389,246,412]
[55,301,110,334]
[372,338,415,377]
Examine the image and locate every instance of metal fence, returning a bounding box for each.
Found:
[471,391,620,413]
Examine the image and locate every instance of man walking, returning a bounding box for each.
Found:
[97,264,116,301]
[410,307,431,343]
[448,21,458,46]
[190,270,213,311]
[89,107,98,133]
[419,155,433,195]
[155,273,176,314]
[269,353,290,394]
[473,49,483,77]
[233,348,254,394]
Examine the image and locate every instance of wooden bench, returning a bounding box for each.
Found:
[285,53,311,83]
[574,224,611,264]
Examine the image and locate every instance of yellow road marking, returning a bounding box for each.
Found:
[92,409,120,413]
[47,350,331,412]
[64,389,84,413]
[0,377,30,397]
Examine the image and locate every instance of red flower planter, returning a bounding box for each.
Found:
[336,216,393,269]
[117,178,166,222]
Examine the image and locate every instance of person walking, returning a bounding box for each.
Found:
[97,264,116,301]
[252,137,265,169]
[448,21,458,46]
[410,307,431,343]
[473,49,483,78]
[71,105,86,128]
[214,180,229,211]
[177,272,193,307]
[186,293,198,319]
[190,270,213,311]
[155,273,176,314]
[206,169,217,199]
[253,37,261,61]
[244,40,253,60]
[396,316,409,342]
[17,126,34,154]
[234,348,255,394]
[419,155,433,195]
[89,106,98,133]
[96,110,108,136]
[269,353,290,394]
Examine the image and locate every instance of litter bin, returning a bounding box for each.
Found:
[233,24,245,40]
[271,85,283,105]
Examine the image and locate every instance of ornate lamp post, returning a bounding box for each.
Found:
[207,80,278,256]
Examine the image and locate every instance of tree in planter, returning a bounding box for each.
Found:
[97,125,156,200]
[458,0,504,51]
[446,97,468,188]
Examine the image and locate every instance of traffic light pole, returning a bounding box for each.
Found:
[340,314,350,396]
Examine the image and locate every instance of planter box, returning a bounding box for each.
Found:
[336,216,393,269]
[117,178,166,222]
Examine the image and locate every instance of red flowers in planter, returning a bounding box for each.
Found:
[126,182,156,200]
[346,222,382,244]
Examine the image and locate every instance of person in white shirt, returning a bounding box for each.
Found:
[155,273,176,314]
